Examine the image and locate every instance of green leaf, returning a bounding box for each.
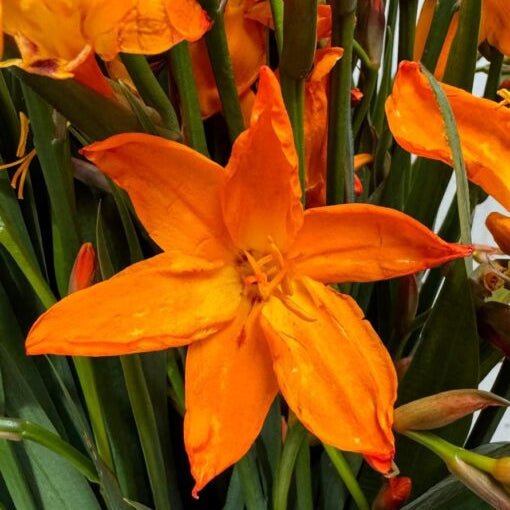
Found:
[396,260,480,496]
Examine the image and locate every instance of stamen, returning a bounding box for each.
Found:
[16,112,30,158]
[274,290,316,322]
[497,89,510,109]
[0,112,36,200]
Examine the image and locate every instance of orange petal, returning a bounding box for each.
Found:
[486,212,510,255]
[290,203,472,284]
[480,0,510,56]
[386,61,510,211]
[2,0,211,77]
[260,277,396,472]
[185,301,278,496]
[73,53,115,98]
[26,253,242,356]
[190,0,265,118]
[81,133,232,261]
[317,4,332,40]
[305,48,343,208]
[222,66,303,253]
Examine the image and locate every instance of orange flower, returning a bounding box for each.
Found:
[190,0,266,118]
[1,0,211,78]
[415,0,510,79]
[386,61,510,211]
[26,66,471,495]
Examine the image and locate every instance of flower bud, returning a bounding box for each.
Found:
[372,477,412,510]
[492,458,510,486]
[394,356,412,381]
[477,301,510,358]
[356,0,386,67]
[394,389,509,433]
[68,243,98,294]
[447,457,510,509]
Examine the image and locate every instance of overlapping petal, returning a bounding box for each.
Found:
[386,61,510,211]
[480,0,510,55]
[82,133,232,261]
[26,253,243,356]
[185,301,278,496]
[222,66,303,253]
[2,0,211,78]
[190,0,266,118]
[486,212,510,255]
[290,203,472,284]
[260,277,396,472]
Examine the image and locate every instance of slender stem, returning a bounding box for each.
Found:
[443,0,481,90]
[295,437,313,510]
[121,355,172,510]
[269,0,284,55]
[236,449,267,510]
[73,357,114,470]
[199,0,245,142]
[0,417,98,483]
[166,350,185,416]
[421,66,472,250]
[324,446,369,510]
[403,430,496,475]
[168,42,209,156]
[397,0,418,62]
[281,75,306,204]
[327,0,357,205]
[120,53,180,134]
[484,49,504,101]
[273,422,308,510]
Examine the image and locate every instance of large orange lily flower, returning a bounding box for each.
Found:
[415,0,510,79]
[26,66,471,495]
[1,0,211,79]
[385,61,510,211]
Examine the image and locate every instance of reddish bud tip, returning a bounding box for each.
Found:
[372,476,412,510]
[68,243,98,294]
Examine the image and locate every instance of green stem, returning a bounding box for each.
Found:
[484,49,504,101]
[120,53,180,135]
[166,350,185,416]
[73,357,114,470]
[295,437,313,510]
[403,430,496,475]
[421,66,472,250]
[121,355,172,510]
[327,0,356,205]
[281,75,306,204]
[198,0,245,142]
[323,446,369,510]
[443,0,481,90]
[168,42,209,156]
[0,417,98,483]
[269,0,284,55]
[397,0,418,62]
[324,445,370,510]
[236,449,266,510]
[273,422,307,510]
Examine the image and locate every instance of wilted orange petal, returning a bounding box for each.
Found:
[480,0,510,56]
[190,0,265,118]
[486,212,510,255]
[81,133,232,261]
[2,0,211,77]
[290,203,472,284]
[26,253,242,356]
[305,47,343,208]
[386,61,510,211]
[260,277,396,472]
[222,66,303,253]
[185,301,278,497]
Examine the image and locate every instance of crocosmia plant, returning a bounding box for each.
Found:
[0,1,509,510]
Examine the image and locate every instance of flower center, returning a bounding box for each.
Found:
[237,239,292,302]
